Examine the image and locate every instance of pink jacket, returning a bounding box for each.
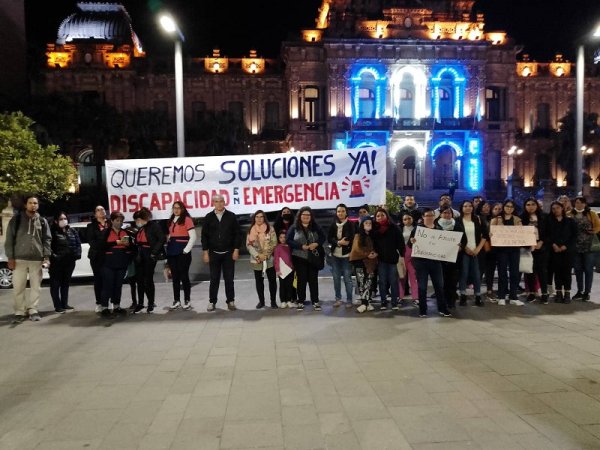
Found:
[273,243,293,275]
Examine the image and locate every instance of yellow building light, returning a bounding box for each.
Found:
[104,52,130,68]
[485,32,506,45]
[242,50,265,74]
[302,29,323,43]
[549,54,571,77]
[46,51,72,68]
[204,49,228,74]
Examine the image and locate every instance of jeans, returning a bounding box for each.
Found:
[168,252,192,303]
[254,266,277,304]
[459,254,481,295]
[496,247,520,300]
[573,252,594,293]
[378,262,399,307]
[331,256,353,303]
[100,266,127,307]
[413,258,447,315]
[49,259,76,310]
[208,251,236,303]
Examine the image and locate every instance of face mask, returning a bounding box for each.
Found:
[58,219,68,228]
[439,218,454,227]
[575,208,585,213]
[135,221,144,228]
[282,213,292,221]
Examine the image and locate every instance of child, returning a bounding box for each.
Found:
[274,230,295,308]
[349,216,378,313]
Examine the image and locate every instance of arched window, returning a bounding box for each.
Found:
[398,73,415,118]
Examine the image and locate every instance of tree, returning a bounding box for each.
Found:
[0,112,76,202]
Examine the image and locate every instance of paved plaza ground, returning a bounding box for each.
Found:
[1,275,600,449]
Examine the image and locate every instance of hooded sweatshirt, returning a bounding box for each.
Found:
[5,211,51,261]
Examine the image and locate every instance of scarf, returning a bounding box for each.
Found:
[377,218,389,235]
[438,218,455,231]
[248,223,268,247]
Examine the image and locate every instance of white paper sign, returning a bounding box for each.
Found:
[412,227,463,262]
[278,258,293,279]
[105,147,387,220]
[490,225,536,247]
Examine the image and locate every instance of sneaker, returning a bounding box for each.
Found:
[526,293,536,302]
[147,305,155,314]
[392,305,399,311]
[419,313,428,318]
[572,291,584,301]
[182,300,192,310]
[333,300,342,307]
[113,306,127,315]
[554,292,563,303]
[29,313,41,322]
[380,304,388,311]
[271,303,279,309]
[498,299,506,306]
[128,303,138,310]
[412,300,419,307]
[313,302,322,311]
[296,303,304,311]
[290,302,298,309]
[227,301,237,311]
[280,302,288,309]
[366,304,375,311]
[55,308,66,314]
[345,303,353,308]
[133,304,145,314]
[352,300,362,306]
[509,299,525,306]
[170,301,181,310]
[207,303,216,312]
[541,294,549,305]
[256,302,265,309]
[475,296,484,307]
[563,292,571,304]
[439,311,452,317]
[459,294,467,306]
[12,315,26,324]
[64,305,74,310]
[582,292,590,302]
[100,308,112,318]
[95,304,103,313]
[356,304,367,313]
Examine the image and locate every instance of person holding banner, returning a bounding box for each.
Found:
[286,206,326,311]
[521,197,549,304]
[456,200,488,307]
[246,210,278,309]
[328,204,356,308]
[202,195,242,311]
[167,202,197,310]
[489,200,524,306]
[547,201,577,303]
[408,209,451,318]
[373,208,404,311]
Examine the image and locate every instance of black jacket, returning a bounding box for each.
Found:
[373,222,405,264]
[546,216,577,252]
[50,226,82,263]
[86,218,111,262]
[521,213,548,249]
[201,209,242,252]
[455,216,488,249]
[136,220,166,258]
[328,220,356,257]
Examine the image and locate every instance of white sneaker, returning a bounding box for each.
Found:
[280,302,288,309]
[206,303,215,312]
[333,300,342,307]
[510,299,525,306]
[498,299,506,306]
[352,300,362,306]
[182,301,191,310]
[356,304,367,313]
[366,304,375,311]
[95,304,103,313]
[170,301,181,310]
[290,302,298,308]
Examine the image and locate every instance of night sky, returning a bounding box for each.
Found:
[25,0,600,61]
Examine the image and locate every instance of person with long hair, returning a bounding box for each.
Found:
[409,208,451,317]
[489,199,524,306]
[521,197,549,304]
[87,205,110,312]
[400,213,418,306]
[349,216,377,313]
[456,200,487,307]
[99,211,134,317]
[373,208,404,311]
[273,207,295,236]
[274,230,294,308]
[202,194,242,311]
[434,206,463,309]
[49,211,81,313]
[547,201,577,303]
[132,207,166,313]
[482,202,502,300]
[167,201,197,310]
[247,210,278,309]
[328,203,355,308]
[571,196,600,301]
[286,206,326,311]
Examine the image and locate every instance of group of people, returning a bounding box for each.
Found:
[4,192,599,322]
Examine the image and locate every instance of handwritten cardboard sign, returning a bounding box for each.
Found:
[490,225,536,247]
[412,227,463,262]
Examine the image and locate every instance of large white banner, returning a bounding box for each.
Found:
[105,147,386,220]
[412,227,463,262]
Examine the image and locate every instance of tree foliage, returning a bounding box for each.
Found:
[0,112,76,202]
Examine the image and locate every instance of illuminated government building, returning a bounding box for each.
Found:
[40,1,600,199]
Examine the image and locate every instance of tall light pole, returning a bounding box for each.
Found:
[159,14,186,158]
[575,23,600,195]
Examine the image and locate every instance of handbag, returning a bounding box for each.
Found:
[519,248,533,273]
[591,234,600,253]
[307,244,325,270]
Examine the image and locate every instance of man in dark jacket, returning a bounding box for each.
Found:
[201,194,242,311]
[4,195,51,322]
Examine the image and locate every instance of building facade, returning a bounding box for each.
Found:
[39,1,600,200]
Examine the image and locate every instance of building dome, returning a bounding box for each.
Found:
[56,2,142,50]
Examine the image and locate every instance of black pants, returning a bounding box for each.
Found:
[279,272,294,303]
[49,259,75,310]
[441,261,458,307]
[483,251,497,292]
[550,251,573,291]
[209,251,235,303]
[90,258,103,304]
[101,266,127,307]
[292,256,319,303]
[525,248,548,295]
[135,255,157,306]
[168,253,192,303]
[254,266,277,304]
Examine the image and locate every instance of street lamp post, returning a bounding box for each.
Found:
[575,24,600,195]
[159,14,186,158]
